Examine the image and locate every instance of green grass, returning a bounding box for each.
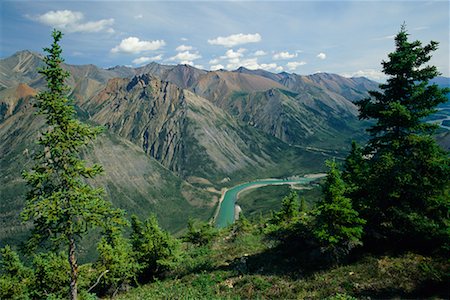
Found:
[237,181,323,220]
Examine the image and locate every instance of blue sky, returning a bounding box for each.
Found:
[1,0,449,81]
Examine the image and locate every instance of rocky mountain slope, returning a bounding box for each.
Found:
[88,73,278,177]
[133,65,376,147]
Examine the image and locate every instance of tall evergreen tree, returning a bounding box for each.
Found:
[21,30,125,299]
[314,160,365,261]
[342,141,368,212]
[353,25,450,251]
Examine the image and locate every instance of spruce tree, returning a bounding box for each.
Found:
[184,218,218,246]
[21,30,125,299]
[353,25,450,251]
[270,191,300,225]
[95,226,140,296]
[299,196,308,213]
[0,246,33,299]
[131,215,181,282]
[342,141,368,212]
[314,160,365,261]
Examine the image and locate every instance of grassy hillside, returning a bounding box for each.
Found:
[115,222,448,300]
[84,132,217,233]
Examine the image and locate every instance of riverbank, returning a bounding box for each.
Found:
[214,174,326,227]
[212,187,228,224]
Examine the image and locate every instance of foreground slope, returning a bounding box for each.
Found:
[115,222,448,300]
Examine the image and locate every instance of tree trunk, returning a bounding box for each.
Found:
[68,237,78,300]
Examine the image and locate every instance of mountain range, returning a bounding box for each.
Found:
[1,50,447,246]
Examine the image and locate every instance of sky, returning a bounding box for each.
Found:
[1,0,449,81]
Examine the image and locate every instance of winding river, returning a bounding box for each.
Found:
[215,176,324,228]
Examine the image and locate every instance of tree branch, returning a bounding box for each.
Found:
[87,270,109,293]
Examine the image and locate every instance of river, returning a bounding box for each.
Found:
[214,175,324,228]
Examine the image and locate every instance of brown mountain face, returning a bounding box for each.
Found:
[234,67,379,103]
[192,70,286,105]
[91,74,188,173]
[0,83,36,122]
[219,87,359,146]
[152,64,208,90]
[89,74,277,178]
[141,66,374,147]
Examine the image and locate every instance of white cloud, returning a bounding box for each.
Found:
[222,48,245,59]
[273,51,297,60]
[169,51,201,61]
[286,61,307,71]
[209,58,221,64]
[134,14,143,19]
[226,58,258,70]
[275,66,284,72]
[208,33,261,47]
[317,52,327,60]
[132,54,163,65]
[180,37,188,41]
[259,63,281,72]
[70,19,115,33]
[225,57,280,72]
[152,54,163,61]
[254,50,267,56]
[175,44,193,51]
[210,64,225,71]
[111,37,165,54]
[342,69,386,81]
[373,34,396,41]
[32,10,114,33]
[36,10,83,26]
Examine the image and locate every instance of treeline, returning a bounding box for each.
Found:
[1,25,449,299]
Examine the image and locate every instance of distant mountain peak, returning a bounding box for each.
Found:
[235,66,250,72]
[10,49,42,60]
